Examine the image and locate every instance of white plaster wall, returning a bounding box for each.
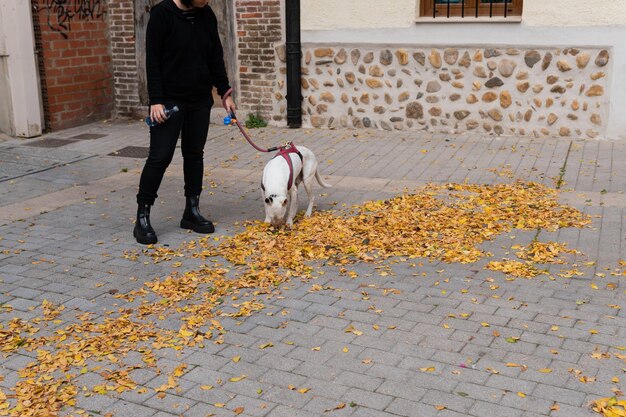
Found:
[298,1,626,139]
[301,0,626,29]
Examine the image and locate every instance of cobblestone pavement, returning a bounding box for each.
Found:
[0,120,624,417]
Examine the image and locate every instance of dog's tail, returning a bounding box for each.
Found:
[315,170,333,188]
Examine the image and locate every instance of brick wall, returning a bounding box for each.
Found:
[108,0,140,119]
[33,0,113,131]
[235,0,282,118]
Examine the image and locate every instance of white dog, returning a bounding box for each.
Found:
[261,144,332,227]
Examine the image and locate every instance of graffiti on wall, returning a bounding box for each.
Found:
[43,0,107,39]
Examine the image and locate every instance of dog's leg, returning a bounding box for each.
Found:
[303,174,315,217]
[262,189,271,223]
[286,188,298,227]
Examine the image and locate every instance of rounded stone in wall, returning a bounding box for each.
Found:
[547,75,559,84]
[380,49,393,65]
[380,121,392,131]
[275,44,286,62]
[550,85,566,94]
[485,77,504,88]
[466,120,479,130]
[557,60,572,72]
[360,93,370,104]
[366,79,383,88]
[334,48,348,65]
[345,72,356,84]
[591,71,605,80]
[473,50,483,62]
[542,52,553,71]
[397,79,404,88]
[500,91,512,108]
[305,50,311,64]
[426,80,441,93]
[363,117,371,128]
[385,93,393,105]
[358,64,366,74]
[398,92,410,102]
[506,48,520,56]
[363,52,374,64]
[426,96,439,103]
[396,49,409,65]
[454,110,470,120]
[311,115,325,127]
[374,106,386,114]
[484,48,501,58]
[482,92,497,102]
[337,78,344,88]
[428,49,442,69]
[315,48,334,58]
[406,102,424,119]
[310,79,319,89]
[483,122,492,132]
[308,95,317,105]
[320,92,335,102]
[444,48,459,65]
[516,82,530,93]
[451,81,464,89]
[450,94,461,101]
[546,98,554,107]
[369,65,384,77]
[585,85,604,97]
[388,69,397,77]
[429,107,442,116]
[516,70,528,80]
[586,129,599,138]
[473,66,487,78]
[498,59,517,78]
[301,78,309,89]
[466,94,478,104]
[571,99,579,111]
[524,50,541,68]
[576,53,590,69]
[494,125,504,135]
[567,113,578,121]
[595,50,609,67]
[487,60,497,71]
[439,73,452,82]
[413,52,425,66]
[532,84,544,94]
[351,49,361,65]
[488,109,503,121]
[341,93,349,103]
[472,81,482,91]
[459,51,471,68]
[534,98,542,107]
[547,113,558,125]
[352,117,363,128]
[524,109,533,122]
[559,127,571,136]
[316,104,328,113]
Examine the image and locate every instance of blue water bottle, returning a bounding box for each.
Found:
[145,106,179,127]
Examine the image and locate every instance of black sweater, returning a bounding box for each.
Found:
[146,0,231,106]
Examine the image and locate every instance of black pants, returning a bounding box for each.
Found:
[137,101,211,206]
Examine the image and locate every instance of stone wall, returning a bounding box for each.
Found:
[273,45,611,138]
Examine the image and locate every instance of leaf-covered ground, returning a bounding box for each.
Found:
[0,181,624,416]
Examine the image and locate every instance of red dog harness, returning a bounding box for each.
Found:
[261,142,303,191]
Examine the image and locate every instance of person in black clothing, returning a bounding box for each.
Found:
[134,0,235,245]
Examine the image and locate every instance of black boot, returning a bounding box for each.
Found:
[180,195,215,233]
[133,203,158,244]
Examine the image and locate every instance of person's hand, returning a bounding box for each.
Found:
[223,96,236,115]
[150,104,166,124]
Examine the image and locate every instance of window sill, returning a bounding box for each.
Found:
[415,16,522,23]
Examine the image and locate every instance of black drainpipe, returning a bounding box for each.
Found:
[285,0,302,128]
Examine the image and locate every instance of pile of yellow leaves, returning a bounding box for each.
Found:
[0,181,593,416]
[515,241,580,264]
[593,397,626,417]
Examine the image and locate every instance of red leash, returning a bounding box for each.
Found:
[221,88,287,153]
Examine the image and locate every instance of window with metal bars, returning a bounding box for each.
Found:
[421,0,523,19]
